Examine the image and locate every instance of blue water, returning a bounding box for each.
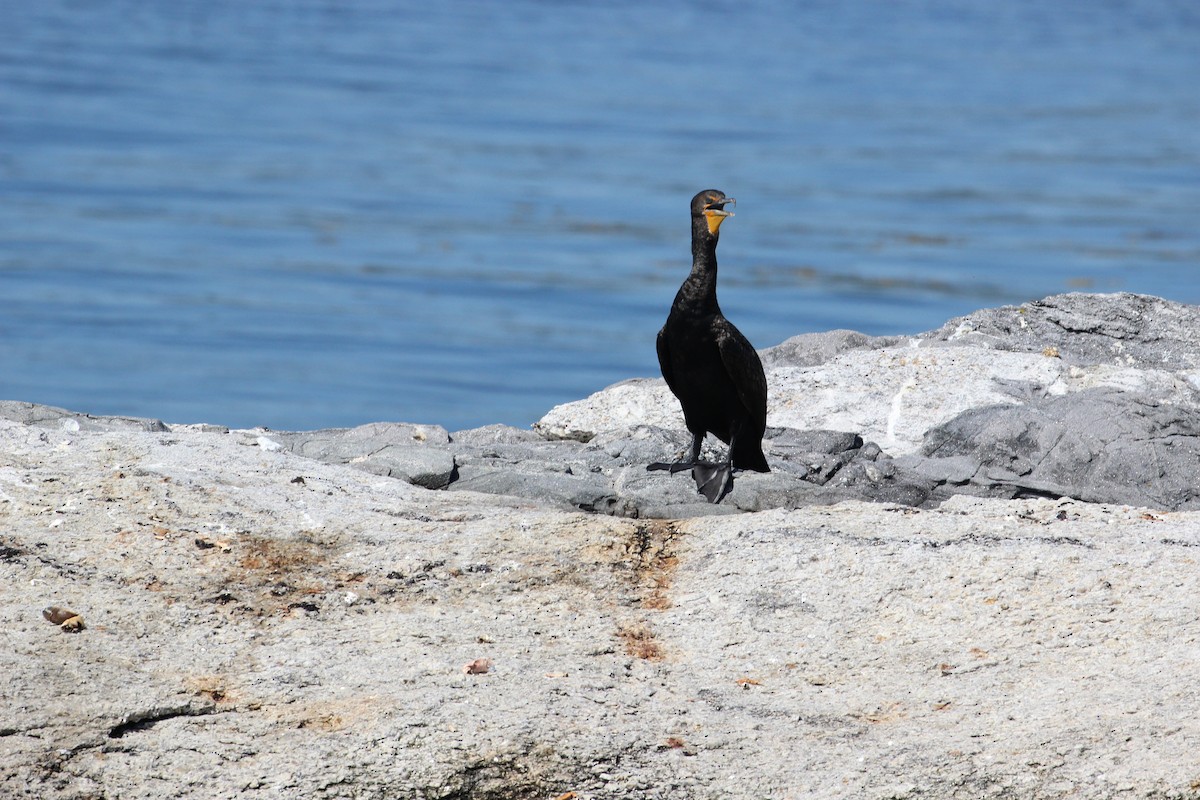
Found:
[3,1,1199,431]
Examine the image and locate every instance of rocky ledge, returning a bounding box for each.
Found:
[2,292,1199,799]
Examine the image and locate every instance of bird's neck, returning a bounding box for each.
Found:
[679,229,720,312]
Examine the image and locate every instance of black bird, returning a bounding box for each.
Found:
[648,189,770,502]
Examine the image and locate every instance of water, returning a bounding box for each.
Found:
[3,1,1199,431]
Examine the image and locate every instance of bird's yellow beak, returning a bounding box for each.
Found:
[704,206,733,235]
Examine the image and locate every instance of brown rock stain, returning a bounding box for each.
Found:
[617,623,664,661]
[238,535,326,573]
[283,696,384,733]
[623,520,681,610]
[185,674,233,704]
[610,520,683,660]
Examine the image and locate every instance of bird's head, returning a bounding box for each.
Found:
[691,189,735,236]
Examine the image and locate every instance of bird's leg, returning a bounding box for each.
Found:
[648,431,735,503]
[647,431,705,473]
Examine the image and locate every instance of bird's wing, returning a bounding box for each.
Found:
[656,326,681,396]
[715,319,768,424]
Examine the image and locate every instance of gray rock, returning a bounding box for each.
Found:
[448,423,543,445]
[0,399,170,432]
[264,417,928,517]
[919,386,1200,510]
[270,422,456,489]
[925,292,1200,369]
[451,461,615,512]
[760,329,901,368]
[447,434,615,511]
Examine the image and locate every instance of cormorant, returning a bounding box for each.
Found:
[648,189,770,503]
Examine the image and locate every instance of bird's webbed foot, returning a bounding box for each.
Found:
[691,461,733,504]
[649,434,730,502]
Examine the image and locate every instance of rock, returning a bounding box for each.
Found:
[527,293,1200,512]
[1,415,1197,798]
[916,386,1200,510]
[540,329,1199,461]
[759,328,900,368]
[534,378,676,442]
[262,417,925,517]
[0,400,169,432]
[448,423,544,445]
[926,292,1200,369]
[270,422,456,489]
[450,457,614,512]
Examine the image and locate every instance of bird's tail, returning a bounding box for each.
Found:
[732,444,770,473]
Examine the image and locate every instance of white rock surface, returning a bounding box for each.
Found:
[538,341,1200,457]
[2,415,1198,799]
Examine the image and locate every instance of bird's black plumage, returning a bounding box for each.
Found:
[648,189,769,502]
